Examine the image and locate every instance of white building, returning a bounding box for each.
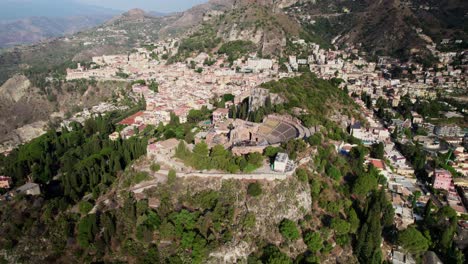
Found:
[274,153,289,173]
[246,58,273,72]
[16,183,41,196]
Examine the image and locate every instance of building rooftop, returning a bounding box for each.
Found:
[369,158,386,170]
[156,138,180,149]
[16,182,39,193]
[275,152,289,163]
[213,108,230,114]
[118,111,144,125]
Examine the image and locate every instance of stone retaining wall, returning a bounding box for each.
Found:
[178,172,289,181]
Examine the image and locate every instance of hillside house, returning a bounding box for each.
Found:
[432,169,454,192]
[434,125,464,137]
[0,176,11,189]
[16,183,41,196]
[147,138,179,160]
[274,153,289,173]
[212,108,229,124]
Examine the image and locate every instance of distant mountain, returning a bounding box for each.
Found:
[149,11,168,17]
[284,0,468,61]
[0,0,120,21]
[0,8,175,84]
[0,0,122,48]
[167,0,467,62]
[1,0,466,77]
[0,15,114,48]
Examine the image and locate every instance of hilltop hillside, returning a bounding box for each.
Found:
[0,0,119,21]
[0,9,171,85]
[169,2,303,61]
[167,0,467,63]
[0,0,121,48]
[0,15,114,48]
[261,72,361,126]
[2,0,466,85]
[286,0,468,60]
[0,73,371,264]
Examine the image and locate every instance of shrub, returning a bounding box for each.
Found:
[243,213,256,229]
[398,227,430,254]
[247,182,262,197]
[304,232,323,252]
[168,169,177,184]
[79,201,93,215]
[150,163,161,172]
[133,172,150,185]
[279,219,300,241]
[296,168,309,182]
[330,218,351,235]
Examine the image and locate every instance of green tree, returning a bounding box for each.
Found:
[348,208,360,234]
[326,165,342,181]
[247,152,263,167]
[295,168,309,182]
[308,133,322,146]
[264,146,280,158]
[310,179,321,200]
[243,212,256,229]
[175,140,189,159]
[149,81,159,93]
[139,243,160,263]
[77,214,98,248]
[168,169,177,184]
[398,227,430,254]
[370,142,384,159]
[169,112,180,126]
[247,182,262,197]
[304,232,323,252]
[330,218,351,235]
[192,141,210,169]
[150,163,161,172]
[79,201,93,215]
[261,245,292,264]
[353,173,378,196]
[100,212,116,244]
[279,219,300,241]
[355,190,390,264]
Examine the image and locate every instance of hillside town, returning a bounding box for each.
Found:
[66,36,468,261]
[2,0,468,263]
[2,34,467,263]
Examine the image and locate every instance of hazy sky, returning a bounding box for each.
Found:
[76,0,208,12]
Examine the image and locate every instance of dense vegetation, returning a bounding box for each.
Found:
[0,68,464,263]
[143,107,212,144]
[261,72,359,126]
[168,24,221,63]
[0,113,147,201]
[175,141,264,173]
[218,40,257,63]
[0,110,151,261]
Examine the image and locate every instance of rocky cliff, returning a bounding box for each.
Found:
[0,75,126,152]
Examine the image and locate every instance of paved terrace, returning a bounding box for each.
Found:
[130,169,292,194]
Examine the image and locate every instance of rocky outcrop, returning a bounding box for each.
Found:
[159,0,235,36]
[249,88,285,111]
[214,3,301,56]
[0,75,124,152]
[0,74,30,102]
[207,178,311,262]
[234,0,300,10]
[123,8,147,18]
[0,121,47,153]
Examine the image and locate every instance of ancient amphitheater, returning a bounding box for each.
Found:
[254,115,314,144]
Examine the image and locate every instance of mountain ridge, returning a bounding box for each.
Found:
[0,0,121,21]
[0,15,115,48]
